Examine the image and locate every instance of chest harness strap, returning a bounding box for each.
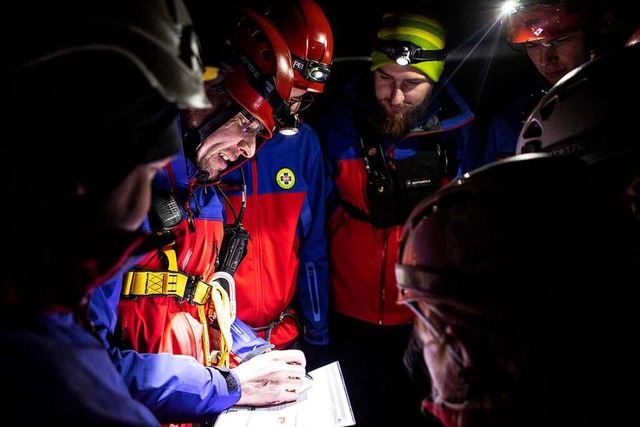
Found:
[121,243,233,367]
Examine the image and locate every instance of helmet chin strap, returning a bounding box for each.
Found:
[182,103,241,163]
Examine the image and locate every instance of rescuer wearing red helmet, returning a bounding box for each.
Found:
[506,0,594,85]
[475,0,619,167]
[219,0,334,371]
[88,6,313,426]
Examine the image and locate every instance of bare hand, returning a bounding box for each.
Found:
[233,349,307,406]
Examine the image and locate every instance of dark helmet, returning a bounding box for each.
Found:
[396,155,595,315]
[1,0,209,308]
[395,153,640,426]
[3,0,210,190]
[516,44,640,163]
[5,0,209,110]
[516,43,640,223]
[225,8,294,138]
[266,0,334,93]
[505,0,590,44]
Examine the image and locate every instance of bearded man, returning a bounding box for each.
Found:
[316,10,478,427]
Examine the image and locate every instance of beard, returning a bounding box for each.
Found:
[373,96,431,138]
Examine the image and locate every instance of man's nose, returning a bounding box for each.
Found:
[535,46,558,65]
[238,136,257,158]
[390,84,405,106]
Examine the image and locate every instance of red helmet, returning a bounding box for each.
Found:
[626,27,640,47]
[224,8,294,138]
[506,2,590,44]
[266,0,334,93]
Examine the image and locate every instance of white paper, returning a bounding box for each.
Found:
[214,361,355,427]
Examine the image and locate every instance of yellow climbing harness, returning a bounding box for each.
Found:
[121,243,233,367]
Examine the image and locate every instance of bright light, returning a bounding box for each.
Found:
[500,0,518,16]
[279,127,299,136]
[396,57,410,66]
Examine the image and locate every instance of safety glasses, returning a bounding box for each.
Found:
[396,264,464,366]
[236,110,265,137]
[525,31,583,50]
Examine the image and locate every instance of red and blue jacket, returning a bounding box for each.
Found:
[319,64,478,326]
[218,123,330,349]
[88,143,242,424]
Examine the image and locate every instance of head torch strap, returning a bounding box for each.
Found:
[375,39,447,64]
[237,52,291,125]
[183,103,241,148]
[182,104,241,176]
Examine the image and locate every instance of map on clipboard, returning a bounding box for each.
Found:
[214,360,356,427]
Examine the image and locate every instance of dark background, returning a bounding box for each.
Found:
[186,0,640,134]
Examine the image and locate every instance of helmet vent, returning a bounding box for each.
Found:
[521,120,542,139]
[521,140,542,153]
[539,97,557,121]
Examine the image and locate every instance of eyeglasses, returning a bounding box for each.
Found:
[524,31,582,50]
[292,56,331,83]
[237,110,264,137]
[375,39,447,66]
[396,264,464,366]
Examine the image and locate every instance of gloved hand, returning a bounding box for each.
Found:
[230,318,274,367]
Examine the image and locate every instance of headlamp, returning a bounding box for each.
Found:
[277,113,300,136]
[292,56,331,83]
[375,39,447,65]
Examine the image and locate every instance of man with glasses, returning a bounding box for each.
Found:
[218,0,334,371]
[88,8,310,426]
[395,151,640,426]
[316,10,478,427]
[477,0,614,165]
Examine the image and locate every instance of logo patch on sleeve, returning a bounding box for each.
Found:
[276,168,295,189]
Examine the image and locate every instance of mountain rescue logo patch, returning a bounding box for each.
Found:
[276,168,295,190]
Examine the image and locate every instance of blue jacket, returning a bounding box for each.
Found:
[2,229,165,425]
[478,77,550,167]
[89,145,241,424]
[219,123,330,349]
[4,304,160,426]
